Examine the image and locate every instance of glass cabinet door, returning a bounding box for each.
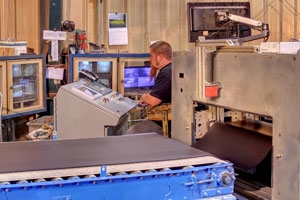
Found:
[7,59,44,114]
[73,57,118,90]
[0,61,7,115]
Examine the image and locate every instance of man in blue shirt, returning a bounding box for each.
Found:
[140,41,172,106]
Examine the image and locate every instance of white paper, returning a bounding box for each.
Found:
[260,42,280,53]
[51,40,59,61]
[43,30,67,40]
[46,67,64,80]
[280,42,300,54]
[108,13,128,45]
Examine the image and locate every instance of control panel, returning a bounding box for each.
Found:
[55,80,138,139]
[70,81,138,117]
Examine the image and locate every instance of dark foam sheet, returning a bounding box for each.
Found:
[192,122,272,169]
[0,133,212,173]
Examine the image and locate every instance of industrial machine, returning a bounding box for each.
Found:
[172,41,300,199]
[171,8,300,200]
[0,55,238,200]
[0,10,274,200]
[0,133,236,200]
[54,75,137,139]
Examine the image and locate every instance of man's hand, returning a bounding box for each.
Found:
[139,93,161,106]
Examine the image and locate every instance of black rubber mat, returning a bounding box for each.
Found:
[126,119,163,135]
[192,122,272,170]
[0,133,213,173]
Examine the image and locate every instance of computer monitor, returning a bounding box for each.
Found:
[118,57,152,99]
[13,78,36,100]
[124,66,154,89]
[71,55,118,90]
[188,2,251,42]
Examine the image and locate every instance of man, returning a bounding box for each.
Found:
[139,41,172,106]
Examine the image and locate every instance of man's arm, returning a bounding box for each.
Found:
[140,93,161,106]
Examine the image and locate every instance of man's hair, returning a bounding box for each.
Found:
[150,41,172,60]
[149,41,172,81]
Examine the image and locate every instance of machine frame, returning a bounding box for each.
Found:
[172,43,300,199]
[0,133,236,200]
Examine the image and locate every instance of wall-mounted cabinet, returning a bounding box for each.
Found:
[0,55,46,120]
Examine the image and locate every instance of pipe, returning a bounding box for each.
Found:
[97,0,102,47]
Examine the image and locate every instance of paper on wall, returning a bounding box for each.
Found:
[46,67,64,80]
[108,13,128,46]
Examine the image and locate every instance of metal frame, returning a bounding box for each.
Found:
[0,163,235,200]
[0,132,236,199]
[172,44,300,199]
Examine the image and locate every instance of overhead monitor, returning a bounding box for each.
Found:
[188,2,251,42]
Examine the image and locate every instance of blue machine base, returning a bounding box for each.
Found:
[0,163,236,200]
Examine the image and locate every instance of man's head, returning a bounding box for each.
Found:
[149,41,172,79]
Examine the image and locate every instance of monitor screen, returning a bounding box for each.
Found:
[23,64,36,76]
[124,66,154,90]
[13,78,35,98]
[97,61,112,73]
[78,61,93,72]
[13,83,23,98]
[78,61,113,73]
[13,65,22,77]
[188,2,251,42]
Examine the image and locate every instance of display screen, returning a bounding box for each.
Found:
[72,84,102,100]
[78,61,112,73]
[97,61,112,73]
[78,61,93,72]
[124,66,154,89]
[13,78,35,98]
[12,65,22,77]
[188,2,251,42]
[23,64,36,76]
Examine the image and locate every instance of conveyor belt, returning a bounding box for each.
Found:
[192,122,272,170]
[0,132,225,182]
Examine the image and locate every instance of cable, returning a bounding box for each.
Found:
[206,21,234,39]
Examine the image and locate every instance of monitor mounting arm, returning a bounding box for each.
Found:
[217,11,270,43]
